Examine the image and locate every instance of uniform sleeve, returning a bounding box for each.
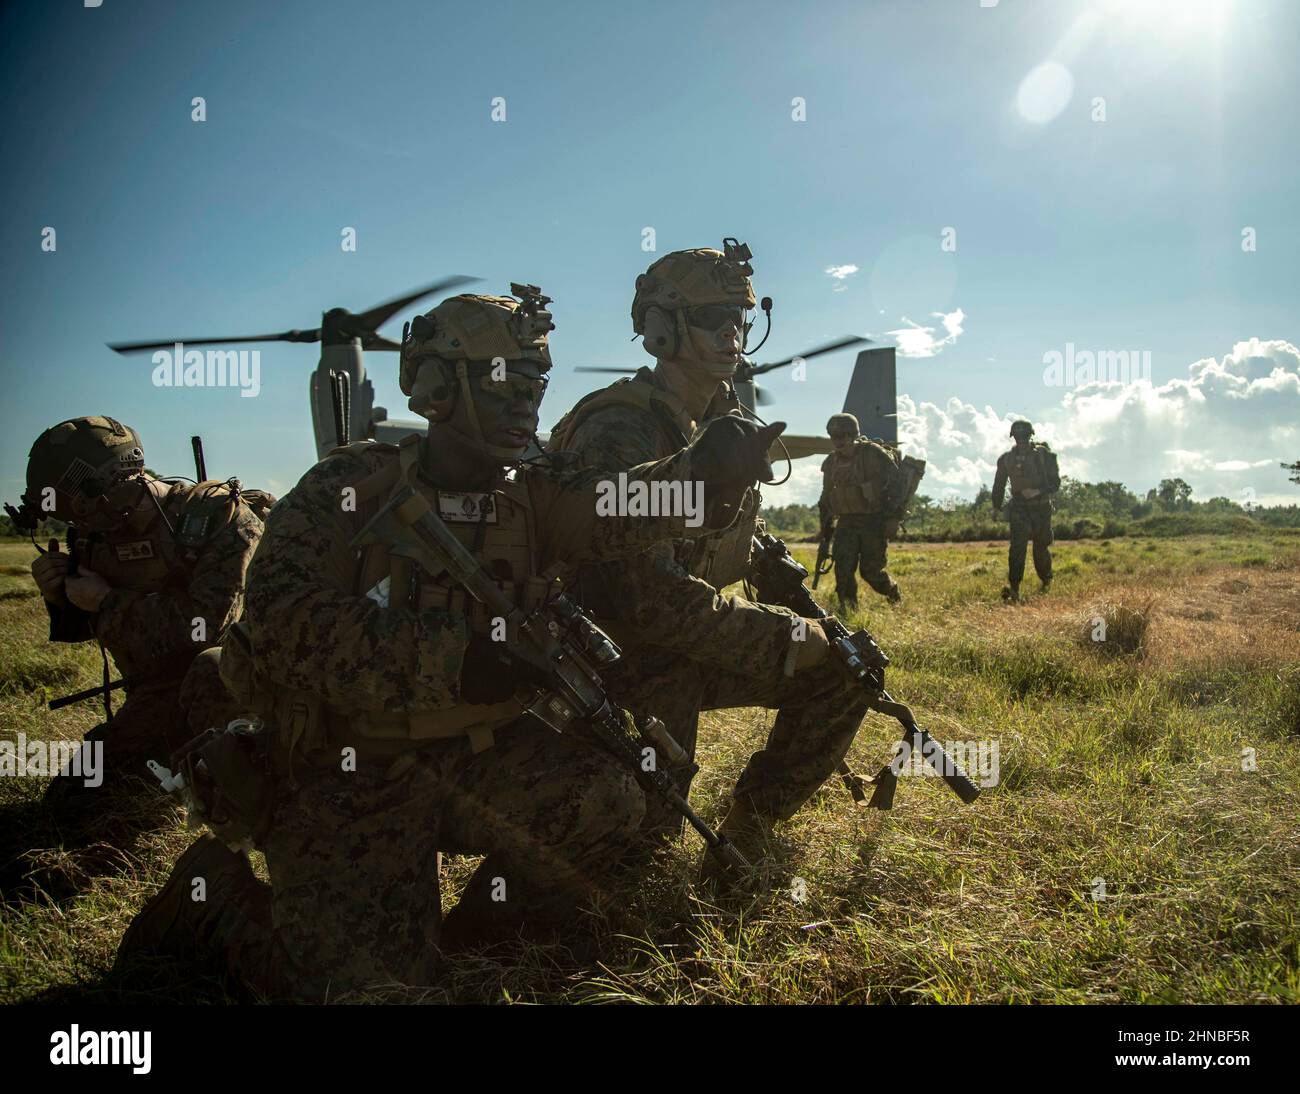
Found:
[533,443,739,567]
[992,456,1008,509]
[558,405,795,670]
[93,503,261,660]
[244,453,468,713]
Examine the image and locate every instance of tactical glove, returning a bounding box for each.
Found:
[690,415,787,495]
[31,540,70,603]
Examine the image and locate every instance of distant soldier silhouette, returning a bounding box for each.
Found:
[991,420,1060,601]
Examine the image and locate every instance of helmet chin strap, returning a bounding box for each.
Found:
[449,360,528,463]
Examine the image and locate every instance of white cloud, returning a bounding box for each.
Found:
[765,338,1300,509]
[887,307,966,358]
[825,264,859,293]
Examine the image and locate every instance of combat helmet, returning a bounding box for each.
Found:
[8,416,146,530]
[1010,420,1034,440]
[400,284,554,460]
[632,238,757,378]
[827,413,860,437]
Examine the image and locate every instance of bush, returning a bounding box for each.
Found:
[1130,513,1261,537]
[1079,598,1154,658]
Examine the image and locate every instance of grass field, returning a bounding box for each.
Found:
[2,532,1298,1004]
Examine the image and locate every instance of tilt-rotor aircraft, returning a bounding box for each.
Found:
[109,277,900,464]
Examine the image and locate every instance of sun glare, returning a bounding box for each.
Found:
[1100,0,1233,39]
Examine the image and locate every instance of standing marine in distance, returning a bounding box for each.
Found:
[3,416,265,863]
[117,286,778,999]
[991,419,1060,601]
[548,242,872,871]
[816,412,924,612]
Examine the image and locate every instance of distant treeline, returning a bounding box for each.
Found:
[763,476,1300,542]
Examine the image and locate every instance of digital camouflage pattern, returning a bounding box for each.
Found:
[186,720,646,1000]
[828,514,897,604]
[51,481,264,776]
[553,377,871,830]
[126,435,734,999]
[818,440,906,605]
[556,391,793,669]
[243,439,719,721]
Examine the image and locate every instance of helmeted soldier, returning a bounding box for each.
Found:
[116,285,779,999]
[991,419,1060,601]
[817,412,920,609]
[548,242,872,872]
[4,416,266,856]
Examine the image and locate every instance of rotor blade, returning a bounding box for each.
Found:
[350,275,482,332]
[574,367,639,374]
[749,335,873,377]
[360,332,403,352]
[108,330,321,354]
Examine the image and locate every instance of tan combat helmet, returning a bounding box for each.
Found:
[826,413,860,437]
[631,239,757,378]
[400,284,555,460]
[11,416,146,529]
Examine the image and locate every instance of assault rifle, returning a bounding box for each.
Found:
[811,523,833,590]
[352,485,750,872]
[750,532,981,810]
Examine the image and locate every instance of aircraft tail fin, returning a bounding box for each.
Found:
[843,347,897,444]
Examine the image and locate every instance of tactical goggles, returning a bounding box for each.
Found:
[830,431,856,440]
[475,371,548,405]
[683,305,747,332]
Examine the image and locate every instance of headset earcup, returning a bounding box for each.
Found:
[641,306,677,359]
[407,359,458,422]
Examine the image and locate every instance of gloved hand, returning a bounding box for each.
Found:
[883,518,901,539]
[66,567,111,612]
[31,539,70,603]
[458,634,546,705]
[689,414,787,494]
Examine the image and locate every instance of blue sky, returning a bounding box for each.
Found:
[2,0,1297,506]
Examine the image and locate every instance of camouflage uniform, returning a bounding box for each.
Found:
[46,480,264,784]
[550,370,871,832]
[817,438,906,605]
[992,437,1060,590]
[128,423,728,999]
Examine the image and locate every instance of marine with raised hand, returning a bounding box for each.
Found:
[3,417,265,867]
[116,285,780,999]
[548,243,873,873]
[817,412,922,610]
[992,419,1060,601]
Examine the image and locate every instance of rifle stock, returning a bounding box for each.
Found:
[351,485,750,872]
